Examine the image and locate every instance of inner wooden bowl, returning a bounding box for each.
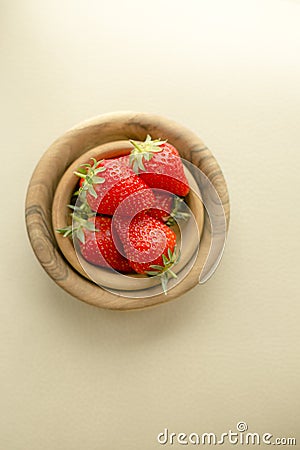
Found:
[25,111,230,310]
[52,140,204,291]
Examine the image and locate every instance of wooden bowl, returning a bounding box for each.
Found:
[25,112,230,310]
[52,140,204,291]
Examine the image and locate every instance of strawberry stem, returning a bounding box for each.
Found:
[74,158,106,198]
[129,134,167,174]
[165,197,191,226]
[145,246,180,295]
[56,203,98,244]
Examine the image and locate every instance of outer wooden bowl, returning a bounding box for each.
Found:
[25,112,230,310]
[52,140,205,290]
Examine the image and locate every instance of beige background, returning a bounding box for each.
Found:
[1,0,299,448]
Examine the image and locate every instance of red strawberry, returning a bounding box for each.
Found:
[148,191,173,222]
[149,192,191,226]
[57,207,132,273]
[113,211,179,293]
[129,135,190,196]
[113,154,130,167]
[75,157,155,216]
[79,216,132,272]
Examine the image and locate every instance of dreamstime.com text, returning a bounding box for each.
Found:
[157,422,296,446]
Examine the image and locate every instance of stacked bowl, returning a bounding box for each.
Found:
[25,112,230,310]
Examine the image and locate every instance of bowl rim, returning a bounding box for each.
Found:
[25,111,230,310]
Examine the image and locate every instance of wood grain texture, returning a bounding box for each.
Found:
[25,112,230,310]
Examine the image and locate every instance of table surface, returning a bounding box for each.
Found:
[1,0,299,448]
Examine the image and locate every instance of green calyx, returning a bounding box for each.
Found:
[146,247,180,295]
[165,197,191,226]
[74,157,106,199]
[56,203,98,244]
[129,134,167,174]
[57,158,104,243]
